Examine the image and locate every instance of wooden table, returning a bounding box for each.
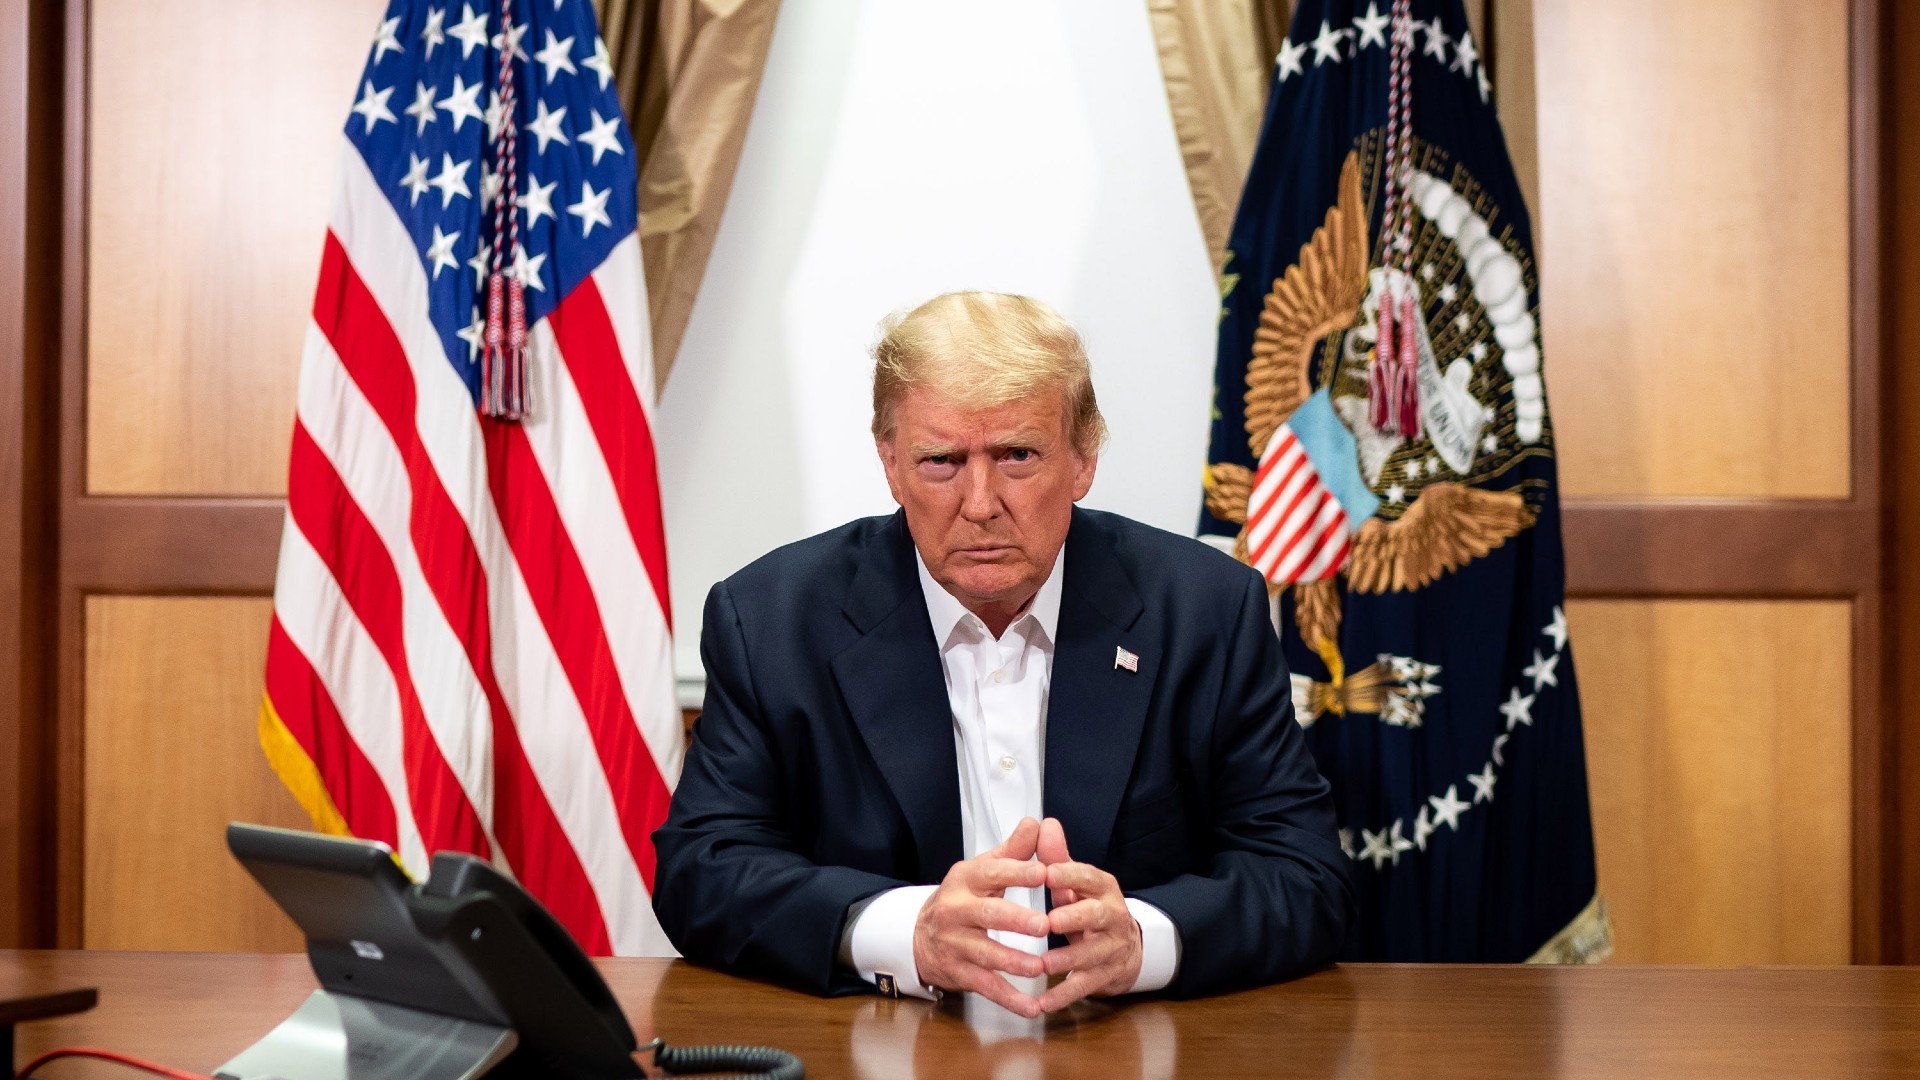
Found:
[2,950,1918,1079]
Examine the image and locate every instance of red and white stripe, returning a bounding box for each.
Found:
[265,138,682,956]
[1243,425,1352,585]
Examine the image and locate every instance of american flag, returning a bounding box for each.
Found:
[258,0,682,956]
[1244,423,1352,585]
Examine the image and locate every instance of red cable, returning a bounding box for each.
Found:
[12,1046,215,1080]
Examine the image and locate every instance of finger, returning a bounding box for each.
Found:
[1047,897,1118,937]
[964,857,1048,893]
[964,896,1050,937]
[955,934,1046,979]
[964,967,1042,1018]
[989,817,1042,862]
[1041,933,1123,977]
[1045,860,1118,897]
[1036,968,1106,1014]
[1037,816,1071,866]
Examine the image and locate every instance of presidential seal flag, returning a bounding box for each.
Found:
[1201,0,1609,962]
[259,0,683,956]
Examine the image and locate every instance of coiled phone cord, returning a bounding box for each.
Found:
[644,1038,804,1080]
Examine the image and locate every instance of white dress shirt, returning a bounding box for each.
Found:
[841,550,1181,999]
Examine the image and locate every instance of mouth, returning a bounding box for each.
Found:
[955,545,1016,559]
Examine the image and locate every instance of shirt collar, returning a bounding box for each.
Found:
[915,547,1065,648]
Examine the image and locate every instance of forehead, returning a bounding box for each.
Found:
[893,386,1069,444]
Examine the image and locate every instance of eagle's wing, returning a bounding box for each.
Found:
[1203,462,1254,523]
[1244,150,1371,458]
[1345,483,1535,594]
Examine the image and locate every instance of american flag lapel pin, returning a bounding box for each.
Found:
[1114,646,1139,673]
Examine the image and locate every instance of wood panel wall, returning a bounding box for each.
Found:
[0,0,1910,963]
[49,0,380,951]
[1572,601,1854,964]
[1516,0,1871,965]
[81,598,304,951]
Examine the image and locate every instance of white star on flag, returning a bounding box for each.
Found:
[405,81,437,135]
[427,153,471,208]
[1388,820,1414,864]
[567,181,612,237]
[1429,785,1469,831]
[448,3,490,58]
[535,29,578,81]
[493,19,530,61]
[1353,2,1390,49]
[580,109,625,165]
[425,226,461,280]
[1360,827,1393,870]
[508,244,548,292]
[438,75,485,132]
[1523,649,1560,690]
[351,81,396,134]
[371,16,404,64]
[1544,606,1570,650]
[1469,763,1497,804]
[1311,19,1347,65]
[1276,37,1307,82]
[1454,29,1479,74]
[517,176,558,225]
[484,91,512,140]
[1423,17,1449,60]
[582,35,616,90]
[398,153,431,206]
[527,99,571,153]
[455,307,484,361]
[420,6,446,57]
[1412,806,1435,851]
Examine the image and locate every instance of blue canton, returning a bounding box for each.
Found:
[343,0,639,401]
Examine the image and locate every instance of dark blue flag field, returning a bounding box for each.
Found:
[1200,0,1609,962]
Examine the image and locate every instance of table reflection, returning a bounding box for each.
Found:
[847,976,1177,1080]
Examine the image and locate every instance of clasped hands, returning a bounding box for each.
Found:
[911,816,1141,1018]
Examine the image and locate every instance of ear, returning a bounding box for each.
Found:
[1070,447,1098,502]
[876,436,905,507]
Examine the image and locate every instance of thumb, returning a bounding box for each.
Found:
[1037,816,1071,866]
[991,816,1042,861]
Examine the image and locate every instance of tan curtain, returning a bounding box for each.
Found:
[595,0,782,395]
[1146,0,1292,278]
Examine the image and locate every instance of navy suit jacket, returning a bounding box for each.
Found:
[653,507,1352,997]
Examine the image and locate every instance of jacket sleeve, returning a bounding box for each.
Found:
[652,580,907,995]
[1127,569,1354,997]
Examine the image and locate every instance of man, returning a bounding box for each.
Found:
[654,293,1351,1016]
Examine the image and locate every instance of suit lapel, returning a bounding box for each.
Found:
[1044,509,1158,866]
[831,513,964,881]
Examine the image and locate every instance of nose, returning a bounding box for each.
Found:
[959,457,1000,524]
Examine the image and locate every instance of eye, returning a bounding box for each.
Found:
[925,454,950,466]
[1005,448,1035,463]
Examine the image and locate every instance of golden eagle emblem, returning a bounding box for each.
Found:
[1203,148,1537,693]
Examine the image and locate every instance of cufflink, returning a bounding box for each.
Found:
[874,971,900,999]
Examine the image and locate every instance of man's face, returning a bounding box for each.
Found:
[878,387,1097,613]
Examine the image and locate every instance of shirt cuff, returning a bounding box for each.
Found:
[844,884,940,1000]
[1124,896,1181,994]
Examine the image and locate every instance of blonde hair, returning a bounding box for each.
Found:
[870,292,1107,457]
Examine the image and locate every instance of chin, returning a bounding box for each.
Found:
[947,565,1032,602]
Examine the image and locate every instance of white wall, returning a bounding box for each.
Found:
[658,0,1220,696]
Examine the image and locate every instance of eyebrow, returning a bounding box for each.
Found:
[908,430,1051,458]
